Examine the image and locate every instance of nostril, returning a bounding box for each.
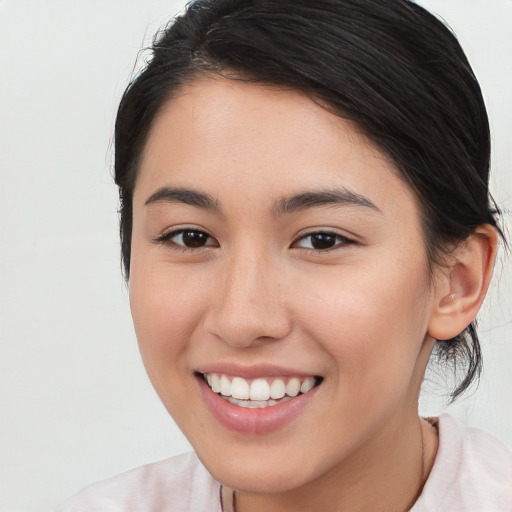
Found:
[203,309,292,348]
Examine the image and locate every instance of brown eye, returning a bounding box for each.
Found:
[178,230,210,248]
[155,228,217,249]
[309,233,337,250]
[294,232,354,251]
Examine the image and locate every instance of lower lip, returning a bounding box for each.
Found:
[197,375,319,435]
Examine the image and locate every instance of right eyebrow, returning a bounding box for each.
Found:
[144,186,221,213]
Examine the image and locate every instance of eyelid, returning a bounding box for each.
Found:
[151,225,357,253]
[152,225,218,250]
[291,229,357,251]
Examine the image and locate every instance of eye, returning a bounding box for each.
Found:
[153,228,218,250]
[292,231,354,251]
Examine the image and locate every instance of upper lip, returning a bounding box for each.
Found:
[195,363,319,380]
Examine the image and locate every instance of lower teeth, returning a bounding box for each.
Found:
[224,395,294,408]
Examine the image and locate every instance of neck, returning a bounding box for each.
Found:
[227,414,438,512]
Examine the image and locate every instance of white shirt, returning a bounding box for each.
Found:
[57,414,512,511]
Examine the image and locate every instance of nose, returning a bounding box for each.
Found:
[203,249,292,348]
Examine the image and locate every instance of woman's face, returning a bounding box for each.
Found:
[129,78,438,493]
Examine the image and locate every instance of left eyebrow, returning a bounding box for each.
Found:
[273,187,381,215]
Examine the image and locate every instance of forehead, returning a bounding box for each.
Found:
[135,77,418,220]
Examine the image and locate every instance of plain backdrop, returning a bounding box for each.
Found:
[0,1,510,511]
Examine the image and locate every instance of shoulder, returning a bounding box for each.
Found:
[412,414,512,512]
[56,451,221,512]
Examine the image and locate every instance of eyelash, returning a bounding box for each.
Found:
[152,228,217,253]
[152,228,356,253]
[291,231,356,252]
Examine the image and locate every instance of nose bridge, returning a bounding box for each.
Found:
[206,242,291,346]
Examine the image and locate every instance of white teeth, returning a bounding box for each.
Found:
[250,378,270,401]
[285,378,301,397]
[231,377,250,399]
[203,373,318,402]
[220,375,231,396]
[210,374,221,393]
[228,397,269,408]
[269,379,286,399]
[300,376,315,394]
[227,396,294,408]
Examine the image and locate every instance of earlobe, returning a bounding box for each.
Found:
[428,225,498,341]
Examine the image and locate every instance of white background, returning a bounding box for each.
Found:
[0,1,510,511]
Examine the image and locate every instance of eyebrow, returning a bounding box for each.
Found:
[144,185,380,215]
[145,186,220,212]
[273,188,381,215]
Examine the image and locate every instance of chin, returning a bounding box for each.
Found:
[196,443,327,494]
[212,466,312,494]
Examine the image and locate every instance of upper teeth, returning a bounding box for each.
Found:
[204,374,316,401]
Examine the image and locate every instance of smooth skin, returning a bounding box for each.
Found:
[129,78,497,512]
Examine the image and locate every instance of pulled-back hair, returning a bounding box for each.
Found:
[114,0,502,400]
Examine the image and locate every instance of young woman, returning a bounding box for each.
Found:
[58,0,511,510]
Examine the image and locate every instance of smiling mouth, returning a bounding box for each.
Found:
[199,373,323,409]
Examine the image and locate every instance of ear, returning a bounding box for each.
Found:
[428,225,498,341]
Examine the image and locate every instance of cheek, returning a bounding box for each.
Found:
[128,255,209,382]
[295,257,431,398]
[128,264,214,430]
